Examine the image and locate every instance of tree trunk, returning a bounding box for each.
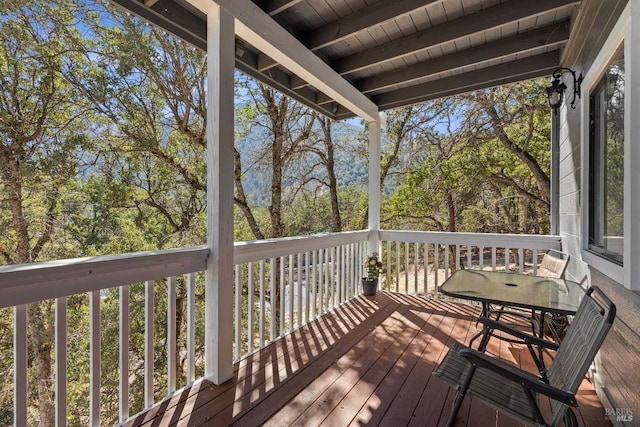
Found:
[320,118,342,232]
[487,107,551,202]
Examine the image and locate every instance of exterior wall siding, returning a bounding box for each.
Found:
[558,1,638,425]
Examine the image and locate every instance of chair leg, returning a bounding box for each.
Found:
[446,391,464,427]
[563,408,578,427]
[446,366,476,427]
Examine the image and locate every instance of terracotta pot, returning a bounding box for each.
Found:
[361,278,378,296]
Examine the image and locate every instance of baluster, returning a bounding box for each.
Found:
[505,247,510,272]
[318,249,325,314]
[120,285,130,421]
[404,242,409,294]
[270,258,276,341]
[414,243,419,295]
[167,276,176,393]
[297,253,303,327]
[340,246,346,303]
[330,247,335,309]
[424,243,429,297]
[518,248,524,273]
[187,273,196,384]
[248,262,254,353]
[145,280,154,407]
[395,242,400,293]
[434,244,440,292]
[289,254,294,331]
[280,256,285,335]
[304,251,311,323]
[311,250,317,319]
[259,260,266,348]
[386,241,391,293]
[90,290,100,427]
[444,244,450,280]
[491,247,497,271]
[14,304,27,427]
[235,265,241,360]
[56,297,67,427]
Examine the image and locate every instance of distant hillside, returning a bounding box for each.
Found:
[236,120,368,205]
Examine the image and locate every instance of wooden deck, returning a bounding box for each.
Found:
[125,292,611,427]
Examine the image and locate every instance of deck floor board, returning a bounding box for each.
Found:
[124,292,610,427]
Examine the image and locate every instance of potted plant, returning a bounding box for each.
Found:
[362,252,383,296]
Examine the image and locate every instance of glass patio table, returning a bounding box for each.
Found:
[439,269,585,350]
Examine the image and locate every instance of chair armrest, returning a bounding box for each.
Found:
[477,317,560,351]
[458,348,577,407]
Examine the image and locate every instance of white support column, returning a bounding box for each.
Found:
[204,3,235,384]
[625,1,640,291]
[368,113,383,253]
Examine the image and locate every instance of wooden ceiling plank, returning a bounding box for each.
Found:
[357,21,570,93]
[290,75,307,90]
[303,0,443,50]
[335,0,579,75]
[374,51,560,110]
[188,0,379,121]
[261,0,303,16]
[257,53,278,71]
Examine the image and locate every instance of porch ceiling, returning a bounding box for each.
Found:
[110,0,581,120]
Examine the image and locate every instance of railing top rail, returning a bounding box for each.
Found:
[0,246,209,309]
[0,230,560,309]
[379,230,561,250]
[233,230,370,264]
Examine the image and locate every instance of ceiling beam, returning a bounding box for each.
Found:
[357,21,570,94]
[334,0,579,75]
[373,51,560,111]
[189,0,378,122]
[110,0,207,51]
[111,0,344,119]
[235,49,337,118]
[303,0,443,51]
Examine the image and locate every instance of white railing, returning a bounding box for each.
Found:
[1,247,209,427]
[0,230,560,426]
[379,230,561,297]
[232,230,369,360]
[0,231,369,426]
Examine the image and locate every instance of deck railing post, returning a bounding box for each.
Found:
[368,112,383,254]
[200,1,235,385]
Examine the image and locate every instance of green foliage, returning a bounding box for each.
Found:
[383,81,551,234]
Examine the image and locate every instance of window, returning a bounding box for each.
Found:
[588,47,624,265]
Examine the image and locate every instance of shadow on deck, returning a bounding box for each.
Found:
[124,292,610,426]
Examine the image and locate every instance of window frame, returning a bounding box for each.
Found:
[587,49,624,266]
[580,5,630,286]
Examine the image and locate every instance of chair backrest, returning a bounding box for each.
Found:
[547,286,616,425]
[537,251,569,278]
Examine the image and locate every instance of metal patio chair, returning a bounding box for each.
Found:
[433,286,615,427]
